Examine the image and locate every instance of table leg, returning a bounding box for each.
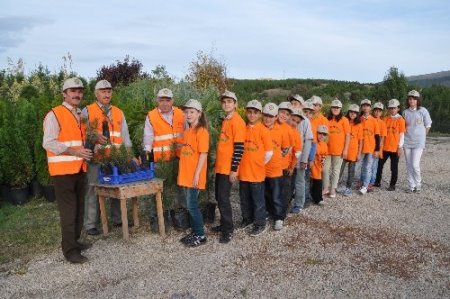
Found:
[99,196,108,235]
[155,191,166,237]
[132,197,139,228]
[121,199,129,241]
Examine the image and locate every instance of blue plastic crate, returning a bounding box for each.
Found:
[98,163,155,185]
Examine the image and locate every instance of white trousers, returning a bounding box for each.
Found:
[404,147,423,189]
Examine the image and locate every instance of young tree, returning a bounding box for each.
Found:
[380,66,408,101]
[96,56,147,87]
[186,50,229,92]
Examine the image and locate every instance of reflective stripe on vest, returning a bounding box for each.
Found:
[46,105,86,176]
[148,107,184,161]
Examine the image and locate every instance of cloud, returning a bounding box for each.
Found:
[0,16,52,53]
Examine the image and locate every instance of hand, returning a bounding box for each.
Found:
[71,147,93,161]
[229,171,238,183]
[373,151,379,158]
[300,162,308,170]
[397,149,402,157]
[287,169,294,176]
[133,157,141,166]
[342,151,348,160]
[309,161,314,169]
[192,173,200,189]
[96,133,108,145]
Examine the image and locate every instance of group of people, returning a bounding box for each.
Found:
[43,77,432,263]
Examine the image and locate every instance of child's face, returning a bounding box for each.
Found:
[290,115,302,127]
[331,106,341,116]
[361,104,371,114]
[313,103,322,114]
[372,108,383,118]
[349,111,358,120]
[303,109,313,119]
[278,109,291,123]
[184,108,202,125]
[318,132,327,142]
[246,108,261,124]
[290,101,302,109]
[388,107,399,115]
[221,98,237,114]
[263,114,277,128]
[408,96,418,108]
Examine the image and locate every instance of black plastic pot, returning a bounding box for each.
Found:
[30,180,44,199]
[9,186,30,205]
[43,185,56,202]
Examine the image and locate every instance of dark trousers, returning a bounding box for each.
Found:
[376,151,399,187]
[264,176,283,221]
[53,171,86,258]
[215,173,234,233]
[339,160,356,189]
[239,181,266,227]
[311,178,323,204]
[281,170,292,218]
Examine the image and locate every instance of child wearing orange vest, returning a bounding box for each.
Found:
[262,103,290,231]
[178,99,209,247]
[239,100,273,237]
[358,99,381,195]
[374,99,406,191]
[338,104,363,197]
[310,125,329,205]
[369,102,387,191]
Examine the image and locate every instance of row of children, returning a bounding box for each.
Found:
[177,90,432,247]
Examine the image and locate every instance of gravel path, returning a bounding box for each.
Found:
[1,137,449,299]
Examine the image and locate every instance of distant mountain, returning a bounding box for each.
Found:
[406,70,450,87]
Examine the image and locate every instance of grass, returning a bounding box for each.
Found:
[0,198,60,271]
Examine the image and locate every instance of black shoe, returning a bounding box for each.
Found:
[239,220,253,230]
[387,185,396,191]
[211,225,222,233]
[249,225,266,237]
[66,252,88,264]
[219,232,232,244]
[184,235,207,247]
[180,232,195,244]
[86,228,100,236]
[77,241,92,251]
[373,182,381,187]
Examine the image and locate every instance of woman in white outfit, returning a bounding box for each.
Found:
[402,90,432,193]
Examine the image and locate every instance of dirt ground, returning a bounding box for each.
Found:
[1,137,449,299]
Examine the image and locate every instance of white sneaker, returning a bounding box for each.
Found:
[274,220,283,230]
[359,186,368,195]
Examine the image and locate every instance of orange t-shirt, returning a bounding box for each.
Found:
[265,123,289,178]
[215,112,246,175]
[311,140,328,180]
[347,121,364,162]
[383,115,406,152]
[279,122,295,170]
[361,115,380,154]
[239,122,272,182]
[309,113,329,142]
[177,127,209,189]
[288,128,303,170]
[327,116,350,156]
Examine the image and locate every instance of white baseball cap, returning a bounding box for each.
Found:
[157,88,173,99]
[373,102,384,110]
[95,79,112,90]
[407,90,420,98]
[317,125,328,134]
[303,101,314,111]
[263,103,278,116]
[220,90,237,102]
[183,99,202,111]
[331,99,343,108]
[291,108,305,118]
[289,94,305,105]
[348,104,360,113]
[62,77,84,91]
[310,95,322,105]
[278,101,292,112]
[388,99,400,108]
[360,99,371,106]
[246,99,262,111]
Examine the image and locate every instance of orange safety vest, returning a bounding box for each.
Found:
[86,103,123,153]
[46,105,86,176]
[148,107,184,161]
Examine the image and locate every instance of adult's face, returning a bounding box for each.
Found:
[157,97,173,113]
[95,89,112,106]
[63,88,84,107]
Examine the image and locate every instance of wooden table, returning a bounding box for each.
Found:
[94,179,165,241]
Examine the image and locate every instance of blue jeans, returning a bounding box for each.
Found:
[264,177,283,221]
[359,154,374,188]
[293,168,306,208]
[239,181,266,227]
[182,187,205,236]
[370,157,379,185]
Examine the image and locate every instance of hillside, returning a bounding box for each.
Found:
[407,70,450,87]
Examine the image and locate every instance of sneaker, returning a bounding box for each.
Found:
[414,187,421,194]
[238,220,253,230]
[211,225,222,233]
[405,188,414,194]
[359,186,368,195]
[86,228,100,236]
[179,232,195,244]
[290,206,302,214]
[249,225,266,237]
[336,186,346,194]
[184,235,207,247]
[343,188,353,197]
[387,185,396,191]
[274,220,283,231]
[219,232,232,244]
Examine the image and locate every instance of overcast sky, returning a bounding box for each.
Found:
[1,0,449,83]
